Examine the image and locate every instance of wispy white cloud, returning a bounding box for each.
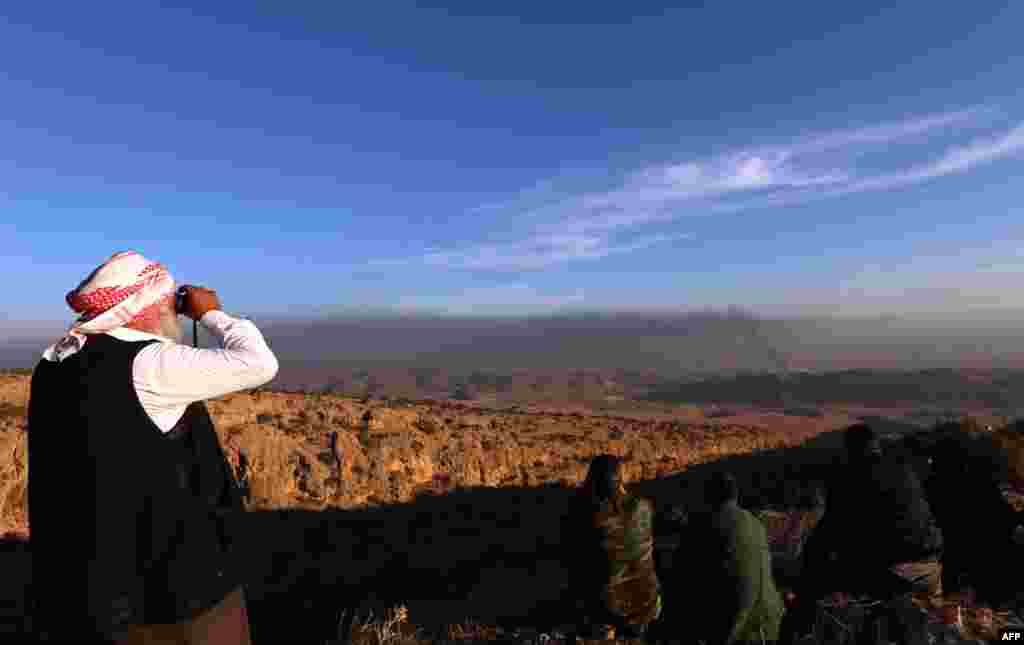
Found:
[421,232,693,271]
[678,121,1024,216]
[784,107,988,155]
[586,151,849,211]
[576,110,1018,222]
[379,107,1021,271]
[844,121,1024,192]
[462,177,566,216]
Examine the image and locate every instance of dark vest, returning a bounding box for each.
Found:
[825,455,943,566]
[27,334,245,637]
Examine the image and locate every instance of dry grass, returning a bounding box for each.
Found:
[911,592,1021,642]
[0,403,26,420]
[332,604,423,645]
[0,430,28,533]
[326,607,580,645]
[328,606,650,645]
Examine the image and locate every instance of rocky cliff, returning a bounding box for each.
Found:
[0,373,859,536]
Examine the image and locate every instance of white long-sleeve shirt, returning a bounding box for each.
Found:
[105,310,279,432]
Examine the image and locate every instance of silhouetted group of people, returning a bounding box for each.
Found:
[564,422,1023,644]
[925,424,1023,606]
[563,456,783,645]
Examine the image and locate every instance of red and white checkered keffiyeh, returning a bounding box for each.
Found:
[43,251,176,362]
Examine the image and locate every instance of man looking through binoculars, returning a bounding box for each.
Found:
[27,250,279,644]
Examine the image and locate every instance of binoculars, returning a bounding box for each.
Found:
[176,286,200,348]
[175,286,191,316]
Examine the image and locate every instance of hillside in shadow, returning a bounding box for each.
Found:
[0,424,901,643]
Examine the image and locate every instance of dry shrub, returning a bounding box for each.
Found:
[342,604,419,645]
[414,416,440,435]
[445,619,495,641]
[0,430,28,530]
[229,426,323,509]
[431,473,454,495]
[0,402,26,420]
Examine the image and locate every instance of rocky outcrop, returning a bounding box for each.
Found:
[5,369,1021,532]
[0,374,854,534]
[0,376,29,535]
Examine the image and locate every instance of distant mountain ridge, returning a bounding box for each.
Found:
[5,310,1024,374]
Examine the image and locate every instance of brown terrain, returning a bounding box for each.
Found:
[0,372,858,534]
[1,370,1022,643]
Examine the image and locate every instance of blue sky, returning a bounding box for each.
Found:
[2,2,1024,325]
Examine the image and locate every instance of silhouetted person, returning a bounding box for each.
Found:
[926,431,1023,607]
[667,472,784,644]
[782,427,942,642]
[803,424,944,598]
[28,251,278,644]
[780,425,944,644]
[562,454,662,643]
[896,433,933,484]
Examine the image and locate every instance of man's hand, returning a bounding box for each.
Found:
[179,286,221,321]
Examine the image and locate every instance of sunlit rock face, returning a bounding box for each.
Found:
[1,373,852,533]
